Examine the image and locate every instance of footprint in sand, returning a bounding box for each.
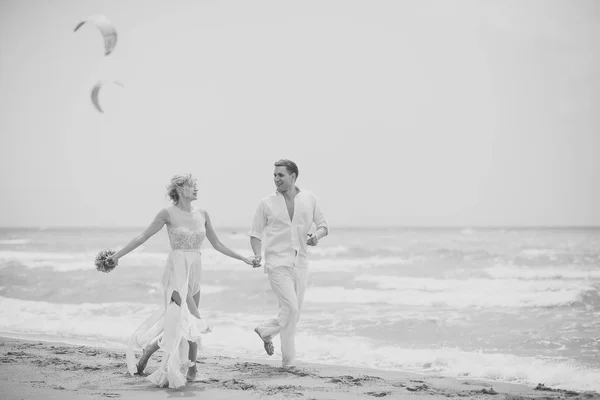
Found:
[95,393,120,398]
[198,378,220,384]
[365,391,391,397]
[406,383,428,392]
[265,385,304,396]
[221,379,255,391]
[6,351,30,357]
[327,375,382,386]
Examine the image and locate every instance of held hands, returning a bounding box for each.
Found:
[244,255,262,268]
[307,233,319,246]
[252,255,262,268]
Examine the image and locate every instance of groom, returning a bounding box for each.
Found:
[249,159,329,368]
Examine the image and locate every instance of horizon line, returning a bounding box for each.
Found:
[1,224,599,230]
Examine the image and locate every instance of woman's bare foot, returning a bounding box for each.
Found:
[136,348,150,375]
[186,363,199,382]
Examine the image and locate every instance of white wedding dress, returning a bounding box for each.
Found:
[126,206,211,389]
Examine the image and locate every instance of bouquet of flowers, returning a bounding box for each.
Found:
[95,249,118,273]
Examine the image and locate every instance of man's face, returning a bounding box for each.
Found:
[274,166,295,193]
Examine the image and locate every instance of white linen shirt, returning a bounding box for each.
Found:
[249,188,328,271]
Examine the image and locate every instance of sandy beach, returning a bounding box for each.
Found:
[0,336,597,400]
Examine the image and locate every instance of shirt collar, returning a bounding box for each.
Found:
[275,186,301,196]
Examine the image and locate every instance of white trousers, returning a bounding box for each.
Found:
[257,266,308,364]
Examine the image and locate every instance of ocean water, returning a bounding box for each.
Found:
[0,226,599,392]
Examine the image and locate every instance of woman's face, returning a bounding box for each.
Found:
[180,179,198,201]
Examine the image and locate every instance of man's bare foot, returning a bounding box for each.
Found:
[187,364,199,382]
[254,327,274,356]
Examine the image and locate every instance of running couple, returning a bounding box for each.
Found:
[105,159,329,389]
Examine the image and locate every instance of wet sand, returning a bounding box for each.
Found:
[0,336,598,400]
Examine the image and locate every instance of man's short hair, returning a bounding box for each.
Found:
[274,159,299,180]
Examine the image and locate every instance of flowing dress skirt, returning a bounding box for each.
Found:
[125,250,210,389]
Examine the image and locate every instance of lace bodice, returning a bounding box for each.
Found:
[166,206,206,251]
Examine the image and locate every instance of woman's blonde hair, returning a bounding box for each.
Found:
[166,173,196,204]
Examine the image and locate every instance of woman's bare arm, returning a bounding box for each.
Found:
[111,209,169,261]
[205,211,252,265]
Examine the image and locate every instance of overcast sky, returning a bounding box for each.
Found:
[1,0,598,228]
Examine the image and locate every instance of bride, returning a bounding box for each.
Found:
[106,173,258,388]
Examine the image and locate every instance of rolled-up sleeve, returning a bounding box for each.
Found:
[313,195,329,234]
[248,201,267,239]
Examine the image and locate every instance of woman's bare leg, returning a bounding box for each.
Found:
[137,290,184,374]
[187,291,201,381]
[136,334,161,374]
